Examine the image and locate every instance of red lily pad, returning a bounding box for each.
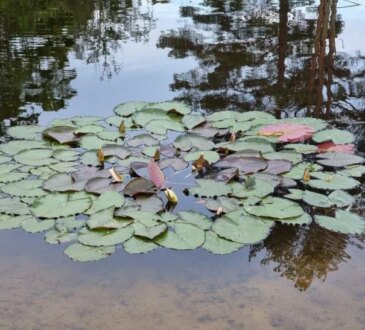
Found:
[259,123,314,143]
[317,142,354,154]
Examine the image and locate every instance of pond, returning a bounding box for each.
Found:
[1,0,365,329]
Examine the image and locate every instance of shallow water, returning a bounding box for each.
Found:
[1,0,365,329]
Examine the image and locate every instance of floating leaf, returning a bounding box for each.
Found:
[308,172,360,190]
[85,177,124,195]
[127,134,159,147]
[154,222,205,250]
[148,101,191,115]
[328,190,354,207]
[43,126,78,144]
[178,211,212,230]
[264,159,292,175]
[31,193,92,218]
[0,140,47,156]
[45,229,78,245]
[43,173,86,192]
[148,160,165,188]
[0,215,33,230]
[7,125,44,140]
[215,156,267,174]
[1,179,46,197]
[124,178,156,196]
[53,149,79,162]
[244,197,303,219]
[123,237,159,254]
[316,153,364,167]
[184,151,220,163]
[284,144,318,154]
[0,197,31,215]
[78,226,134,247]
[212,212,272,244]
[136,195,164,213]
[86,191,125,215]
[159,158,188,171]
[313,129,355,144]
[64,243,115,262]
[182,115,206,129]
[229,180,273,199]
[189,179,231,197]
[21,218,55,233]
[114,101,149,117]
[302,190,332,208]
[339,165,365,178]
[145,119,185,135]
[14,148,57,166]
[259,123,314,142]
[87,207,129,229]
[202,231,243,254]
[283,163,323,180]
[133,222,167,239]
[317,142,354,154]
[173,134,214,151]
[315,210,365,234]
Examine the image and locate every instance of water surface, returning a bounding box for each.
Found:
[1,0,365,329]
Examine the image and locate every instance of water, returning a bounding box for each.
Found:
[1,0,365,329]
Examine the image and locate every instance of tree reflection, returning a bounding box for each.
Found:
[0,0,156,122]
[158,0,365,121]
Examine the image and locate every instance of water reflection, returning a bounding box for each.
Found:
[249,223,365,290]
[0,0,156,122]
[158,0,365,122]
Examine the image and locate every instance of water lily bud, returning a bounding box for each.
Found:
[303,168,310,182]
[109,167,123,182]
[164,188,178,203]
[196,153,205,171]
[229,132,236,142]
[216,207,224,216]
[154,148,160,162]
[119,121,126,134]
[245,175,256,188]
[97,148,104,164]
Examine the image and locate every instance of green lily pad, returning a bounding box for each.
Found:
[1,179,46,197]
[0,140,48,156]
[21,218,55,233]
[308,172,360,190]
[182,115,206,130]
[78,226,134,246]
[71,116,102,126]
[283,163,323,180]
[43,173,86,192]
[316,153,364,167]
[178,211,212,230]
[7,125,44,140]
[87,207,129,229]
[50,162,78,173]
[229,180,274,199]
[123,237,159,254]
[53,149,79,162]
[219,140,274,153]
[244,197,303,219]
[147,101,191,115]
[127,134,160,147]
[0,215,34,230]
[14,149,57,166]
[263,151,302,165]
[0,197,31,215]
[74,125,105,134]
[114,101,150,117]
[133,222,167,239]
[204,197,242,213]
[339,165,365,177]
[45,229,78,244]
[154,222,205,250]
[86,191,125,215]
[133,108,180,127]
[212,212,272,244]
[328,190,355,207]
[64,243,115,262]
[281,117,327,131]
[302,190,332,208]
[173,134,214,151]
[145,119,185,135]
[202,231,243,254]
[80,135,117,150]
[276,212,312,226]
[136,195,164,213]
[313,129,355,144]
[31,193,92,218]
[0,172,29,183]
[96,130,122,141]
[284,144,318,154]
[189,179,231,197]
[315,210,365,234]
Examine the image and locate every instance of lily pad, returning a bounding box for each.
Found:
[31,193,92,218]
[87,207,129,229]
[215,156,267,173]
[147,101,191,115]
[316,153,364,167]
[313,129,355,144]
[133,222,167,239]
[114,101,150,117]
[244,197,304,219]
[154,222,205,250]
[85,178,123,195]
[315,210,365,234]
[1,179,46,197]
[145,119,185,135]
[7,125,44,140]
[308,172,360,190]
[328,190,355,207]
[189,179,231,197]
[212,212,272,244]
[64,243,115,262]
[78,226,134,246]
[184,151,220,163]
[0,140,47,156]
[0,197,31,215]
[202,231,243,254]
[178,211,212,230]
[123,237,159,254]
[86,191,125,215]
[182,115,206,130]
[21,218,55,233]
[0,215,34,230]
[173,134,214,151]
[14,149,57,166]
[43,126,78,144]
[124,178,156,196]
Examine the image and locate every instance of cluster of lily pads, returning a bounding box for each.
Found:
[0,101,364,262]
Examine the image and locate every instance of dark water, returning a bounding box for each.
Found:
[1,0,365,329]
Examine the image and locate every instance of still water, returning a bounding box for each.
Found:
[1,0,365,329]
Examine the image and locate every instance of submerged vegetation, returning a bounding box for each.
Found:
[0,101,364,262]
